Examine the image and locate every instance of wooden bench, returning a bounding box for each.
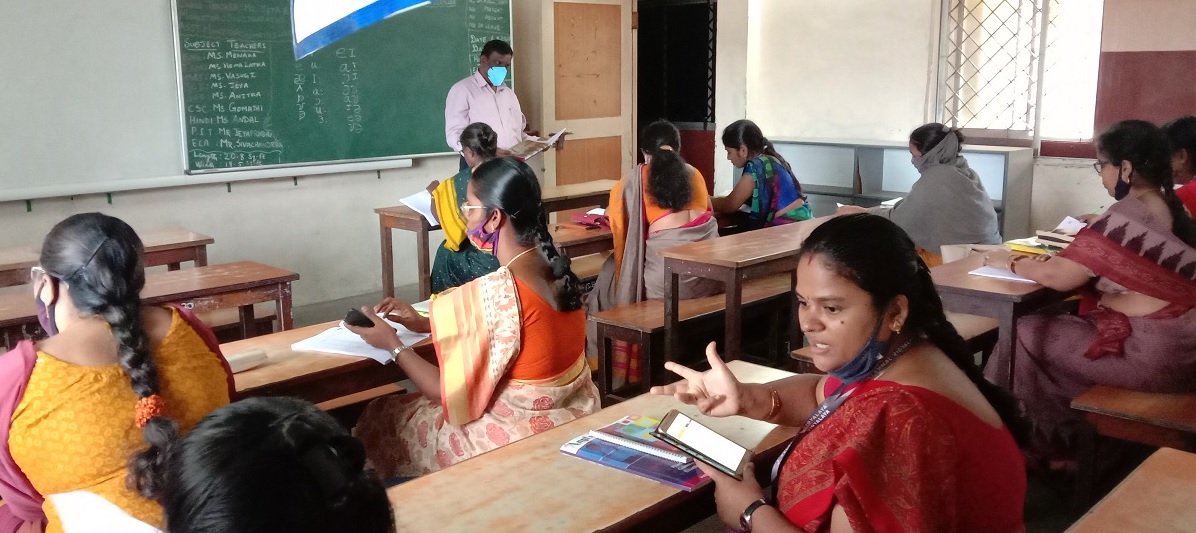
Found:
[0,228,214,288]
[589,273,794,405]
[197,304,278,342]
[788,312,1000,374]
[572,250,610,294]
[0,261,298,348]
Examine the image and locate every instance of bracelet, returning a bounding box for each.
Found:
[1008,255,1028,274]
[763,388,782,421]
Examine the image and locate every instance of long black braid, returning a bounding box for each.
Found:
[472,157,583,311]
[40,213,178,499]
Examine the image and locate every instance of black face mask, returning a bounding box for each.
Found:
[1114,173,1132,200]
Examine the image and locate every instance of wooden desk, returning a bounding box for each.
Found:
[230,321,434,404]
[376,179,616,299]
[1067,448,1196,532]
[0,228,214,288]
[386,361,798,533]
[660,217,828,362]
[1072,386,1196,451]
[0,261,297,346]
[930,254,1069,388]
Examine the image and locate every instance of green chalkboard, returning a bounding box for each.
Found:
[175,0,510,172]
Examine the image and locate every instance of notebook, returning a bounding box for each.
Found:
[560,434,709,492]
[588,415,691,463]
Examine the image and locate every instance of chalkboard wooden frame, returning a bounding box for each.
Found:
[171,0,512,174]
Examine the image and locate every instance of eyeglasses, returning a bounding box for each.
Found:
[460,202,487,216]
[29,266,45,284]
[1092,160,1110,174]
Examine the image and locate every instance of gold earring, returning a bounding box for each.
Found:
[892,322,902,333]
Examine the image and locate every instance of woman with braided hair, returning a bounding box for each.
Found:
[0,213,233,532]
[982,119,1196,463]
[652,214,1025,532]
[349,157,600,477]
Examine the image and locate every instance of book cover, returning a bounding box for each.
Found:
[589,415,691,463]
[560,435,710,492]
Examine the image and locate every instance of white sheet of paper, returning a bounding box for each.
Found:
[400,190,438,226]
[1053,216,1086,235]
[586,207,606,216]
[543,128,567,145]
[881,197,903,206]
[290,317,430,364]
[968,265,1036,283]
[411,298,431,317]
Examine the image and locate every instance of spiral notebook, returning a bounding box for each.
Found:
[587,415,691,463]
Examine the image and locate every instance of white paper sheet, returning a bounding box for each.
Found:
[881,197,903,206]
[291,317,430,364]
[586,207,606,216]
[400,190,438,226]
[968,265,1036,283]
[1052,216,1086,235]
[411,298,431,317]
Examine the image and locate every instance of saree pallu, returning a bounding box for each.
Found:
[586,165,722,386]
[775,380,1024,533]
[429,168,500,294]
[985,195,1196,452]
[355,269,600,477]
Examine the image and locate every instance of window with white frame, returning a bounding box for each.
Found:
[936,0,1103,142]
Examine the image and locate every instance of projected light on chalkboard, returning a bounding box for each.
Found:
[292,0,430,59]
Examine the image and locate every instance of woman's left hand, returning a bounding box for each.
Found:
[694,461,767,529]
[344,306,401,352]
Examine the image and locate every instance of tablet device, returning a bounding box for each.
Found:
[653,409,751,480]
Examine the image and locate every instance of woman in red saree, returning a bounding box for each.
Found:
[653,214,1026,532]
[348,158,601,477]
[983,120,1196,457]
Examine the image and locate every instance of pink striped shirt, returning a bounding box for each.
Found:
[444,70,531,151]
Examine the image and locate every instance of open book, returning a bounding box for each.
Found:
[509,128,567,159]
[1034,215,1085,248]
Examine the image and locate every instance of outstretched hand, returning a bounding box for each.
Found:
[649,342,744,418]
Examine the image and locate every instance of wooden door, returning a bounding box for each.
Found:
[514,0,635,188]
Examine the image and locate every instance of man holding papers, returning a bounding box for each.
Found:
[445,39,538,166]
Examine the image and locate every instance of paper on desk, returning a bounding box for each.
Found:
[881,197,903,206]
[1052,216,1086,235]
[586,207,606,216]
[399,190,438,226]
[968,265,1035,283]
[290,317,430,364]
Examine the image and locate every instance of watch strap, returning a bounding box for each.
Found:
[739,498,769,532]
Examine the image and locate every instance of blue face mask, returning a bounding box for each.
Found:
[828,319,888,384]
[487,65,507,87]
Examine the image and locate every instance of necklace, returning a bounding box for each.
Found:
[504,247,537,268]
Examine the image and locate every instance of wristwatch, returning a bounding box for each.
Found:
[391,344,409,361]
[740,498,769,532]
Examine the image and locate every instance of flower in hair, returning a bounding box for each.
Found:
[135,394,166,428]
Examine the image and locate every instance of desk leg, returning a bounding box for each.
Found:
[277,282,294,331]
[379,217,395,299]
[417,226,431,300]
[167,262,181,271]
[238,304,255,338]
[992,306,1017,389]
[663,269,680,379]
[195,246,209,267]
[724,275,743,361]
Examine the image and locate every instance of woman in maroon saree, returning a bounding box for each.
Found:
[983,120,1196,457]
[653,214,1026,532]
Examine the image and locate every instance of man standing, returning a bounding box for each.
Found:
[445,40,536,166]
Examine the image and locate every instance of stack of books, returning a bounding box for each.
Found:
[1004,216,1085,255]
[559,415,709,491]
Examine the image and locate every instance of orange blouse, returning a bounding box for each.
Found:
[9,308,231,532]
[507,279,587,381]
[642,165,711,225]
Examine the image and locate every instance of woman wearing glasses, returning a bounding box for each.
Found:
[837,123,1002,266]
[426,122,502,294]
[982,120,1196,464]
[348,157,601,477]
[0,213,233,532]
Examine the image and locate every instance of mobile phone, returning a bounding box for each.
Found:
[344,308,375,328]
[652,409,751,480]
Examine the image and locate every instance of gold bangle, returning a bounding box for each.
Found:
[764,388,782,421]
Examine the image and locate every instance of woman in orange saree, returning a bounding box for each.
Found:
[349,158,601,477]
[653,214,1026,532]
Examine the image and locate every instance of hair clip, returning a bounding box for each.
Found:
[135,394,166,428]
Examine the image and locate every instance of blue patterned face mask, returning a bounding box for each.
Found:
[487,66,507,87]
[828,319,888,384]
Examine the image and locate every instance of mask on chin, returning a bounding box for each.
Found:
[486,66,507,87]
[1113,174,1132,200]
[466,220,500,254]
[828,319,888,384]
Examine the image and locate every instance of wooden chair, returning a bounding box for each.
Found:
[589,273,794,405]
[788,312,1000,374]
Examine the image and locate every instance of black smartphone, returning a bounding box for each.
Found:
[653,409,751,480]
[344,308,375,328]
